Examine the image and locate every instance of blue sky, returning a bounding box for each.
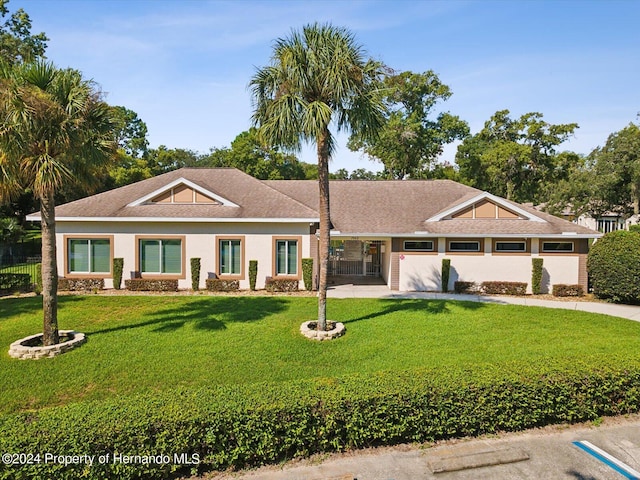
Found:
[18,0,640,172]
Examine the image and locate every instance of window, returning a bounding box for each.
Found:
[542,242,573,252]
[139,239,182,274]
[449,241,480,252]
[219,239,242,275]
[404,240,434,251]
[597,218,622,234]
[276,239,298,276]
[68,239,110,273]
[495,241,526,252]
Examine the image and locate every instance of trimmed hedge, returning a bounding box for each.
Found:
[480,281,527,295]
[124,279,178,292]
[1,358,640,479]
[113,258,124,290]
[0,273,31,293]
[205,279,239,292]
[190,258,201,291]
[441,259,451,293]
[454,281,477,294]
[302,258,314,291]
[249,260,258,291]
[587,230,640,303]
[553,284,584,297]
[531,258,543,295]
[265,277,299,292]
[58,278,104,292]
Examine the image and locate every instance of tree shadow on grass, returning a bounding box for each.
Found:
[86,296,289,335]
[342,299,487,324]
[0,295,86,323]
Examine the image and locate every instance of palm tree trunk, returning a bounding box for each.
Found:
[317,129,331,331]
[40,190,59,346]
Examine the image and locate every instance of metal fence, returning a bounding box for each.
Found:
[0,241,41,294]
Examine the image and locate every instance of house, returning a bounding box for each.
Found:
[26,168,602,293]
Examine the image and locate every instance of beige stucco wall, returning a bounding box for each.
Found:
[399,251,581,294]
[56,221,312,290]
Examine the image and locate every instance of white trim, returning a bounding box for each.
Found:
[27,215,318,223]
[425,192,546,223]
[127,178,239,207]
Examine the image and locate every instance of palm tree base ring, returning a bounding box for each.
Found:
[300,321,345,341]
[8,330,86,359]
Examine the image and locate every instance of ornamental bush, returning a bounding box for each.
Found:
[302,258,314,291]
[454,281,477,294]
[205,279,239,292]
[480,281,527,295]
[441,258,451,293]
[0,273,31,293]
[58,278,104,292]
[190,258,201,291]
[587,230,640,303]
[249,260,258,291]
[124,279,178,292]
[265,277,298,292]
[552,284,584,297]
[531,258,543,295]
[112,258,124,290]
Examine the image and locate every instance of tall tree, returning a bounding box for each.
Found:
[250,23,385,330]
[0,0,47,65]
[0,61,117,345]
[456,110,578,203]
[111,106,149,158]
[348,70,468,179]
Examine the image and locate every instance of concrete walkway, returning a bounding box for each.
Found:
[327,284,640,322]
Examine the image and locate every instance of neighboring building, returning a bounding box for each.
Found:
[574,213,639,234]
[26,168,602,293]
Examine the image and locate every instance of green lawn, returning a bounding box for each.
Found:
[2,295,640,415]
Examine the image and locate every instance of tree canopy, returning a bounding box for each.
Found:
[348,70,468,179]
[0,0,47,65]
[455,110,578,203]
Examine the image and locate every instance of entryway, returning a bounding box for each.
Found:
[328,239,383,278]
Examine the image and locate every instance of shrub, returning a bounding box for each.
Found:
[265,277,299,292]
[480,281,527,295]
[454,281,477,294]
[587,230,640,303]
[58,278,104,292]
[124,279,178,292]
[441,258,451,293]
[629,224,640,233]
[190,258,201,291]
[531,258,543,295]
[249,260,258,291]
[205,279,239,292]
[0,273,31,293]
[2,359,640,479]
[34,263,42,295]
[552,284,584,297]
[302,258,314,291]
[112,258,124,290]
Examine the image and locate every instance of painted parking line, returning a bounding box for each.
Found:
[573,440,640,479]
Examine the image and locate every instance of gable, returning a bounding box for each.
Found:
[127,178,239,207]
[426,192,545,223]
[451,199,521,220]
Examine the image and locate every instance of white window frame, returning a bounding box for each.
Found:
[275,239,299,276]
[67,238,111,274]
[139,238,183,274]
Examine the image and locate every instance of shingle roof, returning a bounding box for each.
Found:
[43,168,600,236]
[51,168,318,220]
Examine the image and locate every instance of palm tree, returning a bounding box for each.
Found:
[0,61,116,345]
[250,24,386,330]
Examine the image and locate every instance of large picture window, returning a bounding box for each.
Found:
[219,239,242,275]
[276,239,298,276]
[68,238,110,273]
[139,239,182,274]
